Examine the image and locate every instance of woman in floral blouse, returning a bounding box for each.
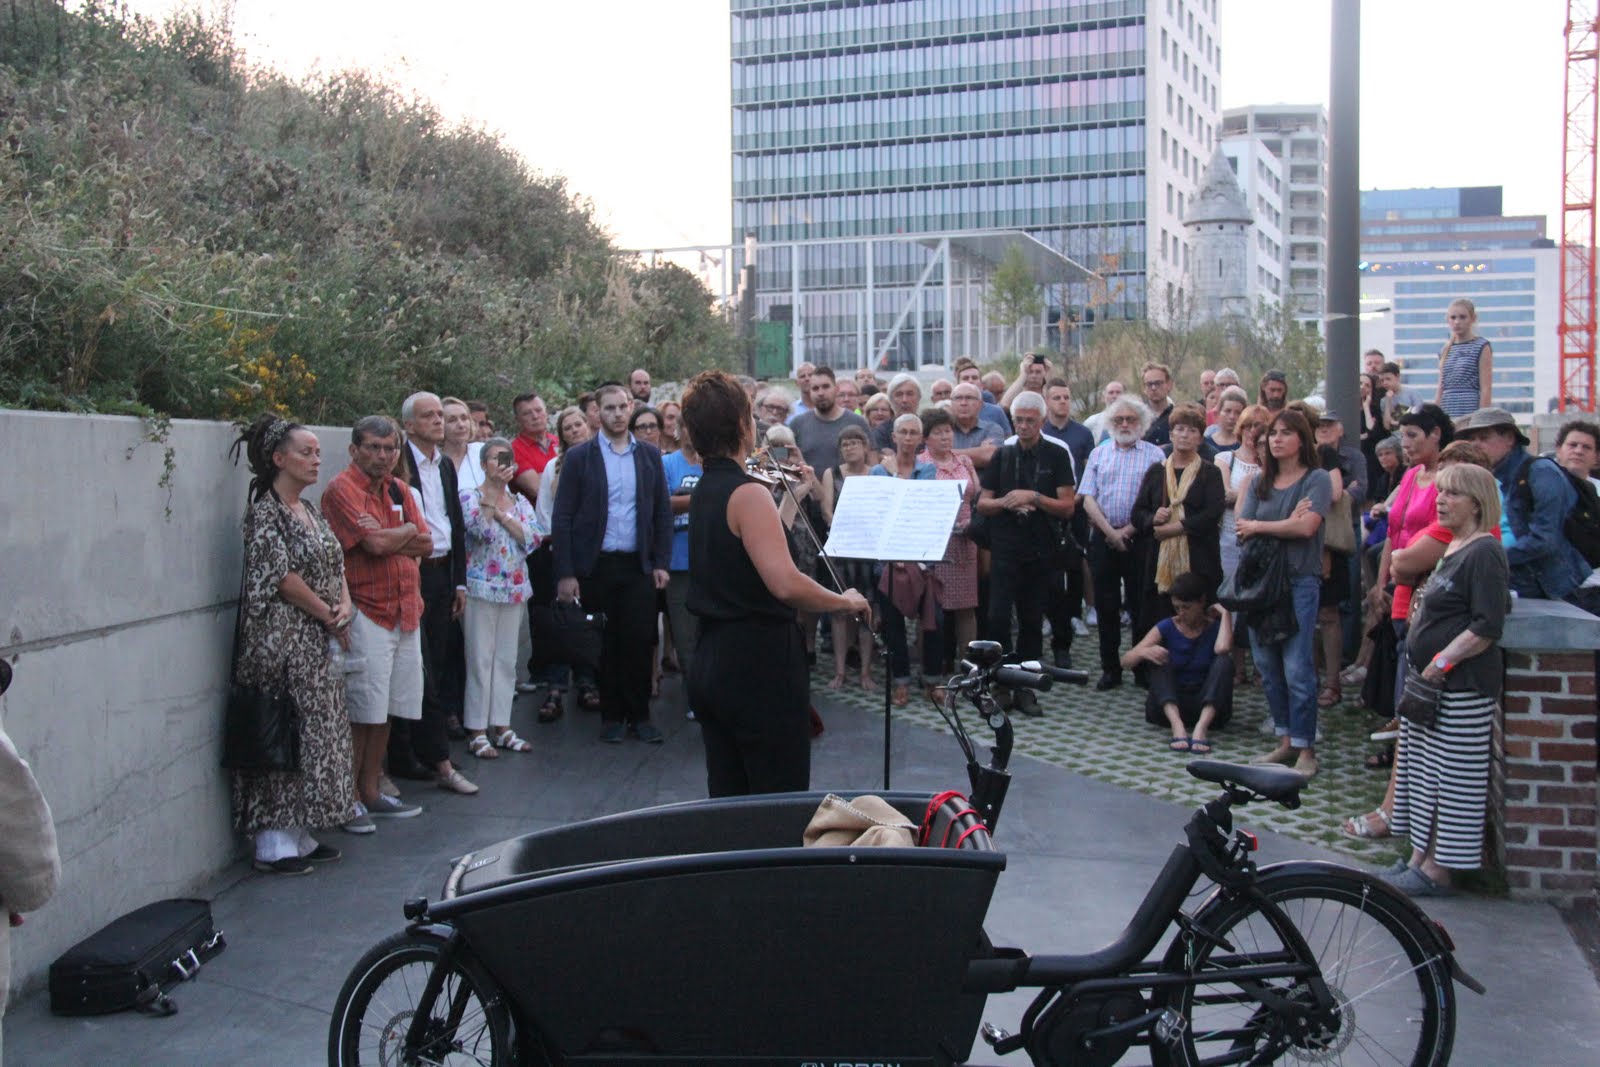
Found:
[460,436,541,759]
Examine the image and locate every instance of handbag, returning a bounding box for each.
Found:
[49,899,225,1017]
[1323,493,1356,554]
[528,597,607,671]
[220,560,300,773]
[1396,664,1442,729]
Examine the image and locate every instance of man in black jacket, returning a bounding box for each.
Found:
[553,382,674,743]
[395,392,477,795]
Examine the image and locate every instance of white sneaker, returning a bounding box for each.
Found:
[1071,617,1089,637]
[1086,608,1099,627]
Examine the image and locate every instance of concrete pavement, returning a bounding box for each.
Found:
[5,675,1596,1065]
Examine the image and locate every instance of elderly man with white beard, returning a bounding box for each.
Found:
[1078,396,1165,690]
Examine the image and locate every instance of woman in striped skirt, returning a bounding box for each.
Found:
[1386,463,1510,896]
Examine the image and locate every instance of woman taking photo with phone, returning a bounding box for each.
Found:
[682,370,872,797]
[459,437,540,760]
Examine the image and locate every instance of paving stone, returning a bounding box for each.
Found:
[816,632,1398,865]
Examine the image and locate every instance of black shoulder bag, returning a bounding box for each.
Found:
[220,507,301,773]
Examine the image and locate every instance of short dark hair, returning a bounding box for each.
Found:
[512,392,540,413]
[1558,419,1600,449]
[1397,402,1455,447]
[920,406,954,436]
[1381,361,1402,377]
[860,382,880,397]
[953,356,978,374]
[681,370,751,460]
[466,399,488,415]
[352,415,398,447]
[629,406,661,433]
[1046,377,1070,391]
[1168,571,1209,605]
[595,381,629,406]
[810,365,836,383]
[1364,348,1385,360]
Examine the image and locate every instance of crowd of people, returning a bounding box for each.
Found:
[221,296,1598,897]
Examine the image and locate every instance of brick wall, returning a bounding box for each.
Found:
[1496,651,1598,898]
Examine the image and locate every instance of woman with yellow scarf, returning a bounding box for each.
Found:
[1130,403,1227,644]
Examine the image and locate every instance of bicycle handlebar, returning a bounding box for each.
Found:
[1018,661,1091,685]
[994,666,1052,691]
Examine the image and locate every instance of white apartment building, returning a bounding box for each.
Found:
[1221,104,1329,328]
[1146,0,1224,324]
[1221,134,1285,309]
[1357,247,1559,418]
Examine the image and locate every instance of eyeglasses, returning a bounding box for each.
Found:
[634,422,660,432]
[1111,415,1140,425]
[359,442,400,454]
[1142,379,1165,389]
[761,404,790,415]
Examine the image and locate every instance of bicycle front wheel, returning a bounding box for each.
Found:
[1159,870,1455,1066]
[329,929,514,1067]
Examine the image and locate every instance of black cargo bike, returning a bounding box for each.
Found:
[328,640,1482,1066]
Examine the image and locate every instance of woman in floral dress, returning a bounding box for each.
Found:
[230,415,358,876]
[460,437,541,759]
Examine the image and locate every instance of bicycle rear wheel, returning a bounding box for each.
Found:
[329,930,513,1067]
[1158,871,1454,1066]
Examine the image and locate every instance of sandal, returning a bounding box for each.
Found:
[892,684,909,707]
[1168,737,1192,752]
[467,734,499,760]
[1316,684,1342,708]
[578,686,602,712]
[494,728,533,753]
[1338,664,1368,687]
[1188,738,1212,754]
[1364,744,1395,770]
[537,691,564,724]
[1340,808,1391,840]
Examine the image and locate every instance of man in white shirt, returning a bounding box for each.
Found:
[398,392,477,796]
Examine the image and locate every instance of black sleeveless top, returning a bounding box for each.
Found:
[687,457,796,625]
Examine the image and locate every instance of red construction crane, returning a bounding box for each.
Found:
[1560,2,1599,412]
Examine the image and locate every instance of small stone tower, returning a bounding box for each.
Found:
[1183,147,1254,323]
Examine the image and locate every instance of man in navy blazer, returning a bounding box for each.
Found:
[553,382,673,743]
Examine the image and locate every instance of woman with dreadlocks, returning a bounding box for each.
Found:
[227,415,358,875]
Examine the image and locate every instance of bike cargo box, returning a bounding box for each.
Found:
[48,898,225,1016]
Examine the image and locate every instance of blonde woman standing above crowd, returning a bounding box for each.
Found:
[1435,299,1493,419]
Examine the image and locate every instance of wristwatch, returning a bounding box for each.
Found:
[1431,655,1453,674]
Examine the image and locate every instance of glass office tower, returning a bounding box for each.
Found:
[730,0,1220,370]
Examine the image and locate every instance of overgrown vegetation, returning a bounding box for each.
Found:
[0,0,736,425]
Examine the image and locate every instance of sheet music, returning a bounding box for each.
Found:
[824,477,961,562]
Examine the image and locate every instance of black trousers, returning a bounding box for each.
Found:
[1144,656,1235,729]
[988,555,1058,661]
[390,562,453,768]
[689,617,810,797]
[1089,536,1145,673]
[580,552,657,725]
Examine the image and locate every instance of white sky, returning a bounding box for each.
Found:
[124,1,1566,249]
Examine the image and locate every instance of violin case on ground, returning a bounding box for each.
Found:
[48,898,225,1017]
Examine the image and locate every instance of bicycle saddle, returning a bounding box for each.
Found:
[1185,759,1305,806]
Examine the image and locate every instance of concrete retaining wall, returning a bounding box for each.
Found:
[0,410,353,1000]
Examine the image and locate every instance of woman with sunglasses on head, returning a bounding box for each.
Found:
[459,437,540,761]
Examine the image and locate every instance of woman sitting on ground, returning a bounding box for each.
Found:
[1121,572,1234,753]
